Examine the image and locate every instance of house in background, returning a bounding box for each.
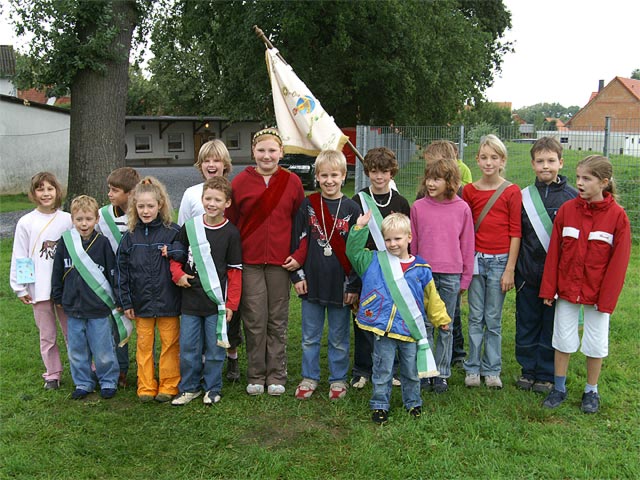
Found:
[0,45,17,96]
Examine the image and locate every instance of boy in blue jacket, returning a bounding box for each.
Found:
[346,211,450,425]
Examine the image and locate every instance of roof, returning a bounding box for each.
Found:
[126,115,228,122]
[567,76,640,127]
[17,88,71,106]
[0,93,71,114]
[617,77,640,101]
[0,45,16,77]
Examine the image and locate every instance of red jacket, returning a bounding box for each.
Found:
[539,193,631,314]
[227,166,305,266]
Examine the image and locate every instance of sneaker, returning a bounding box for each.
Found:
[432,377,449,394]
[408,406,422,418]
[392,376,401,387]
[226,357,240,382]
[267,384,286,396]
[246,384,265,396]
[516,376,535,391]
[118,372,128,388]
[372,409,389,425]
[485,375,503,389]
[420,377,433,391]
[542,388,567,409]
[581,391,600,414]
[465,373,481,388]
[155,393,174,403]
[294,379,317,400]
[329,381,348,400]
[350,376,368,389]
[532,381,554,394]
[44,379,60,390]
[100,388,117,399]
[71,388,90,400]
[171,391,201,406]
[139,395,155,403]
[203,391,221,405]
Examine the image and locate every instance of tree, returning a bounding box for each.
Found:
[514,102,579,125]
[632,69,640,80]
[127,64,162,115]
[456,101,514,127]
[10,0,152,205]
[149,0,512,126]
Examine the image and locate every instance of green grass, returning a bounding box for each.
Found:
[1,236,639,479]
[0,194,32,213]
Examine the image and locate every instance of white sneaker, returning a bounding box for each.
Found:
[465,373,481,388]
[351,376,368,389]
[246,384,265,396]
[485,375,503,389]
[171,391,202,406]
[267,384,285,396]
[392,377,401,387]
[203,391,221,405]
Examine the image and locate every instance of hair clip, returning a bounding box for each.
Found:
[141,178,153,185]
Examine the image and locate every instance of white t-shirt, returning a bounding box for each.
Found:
[178,182,205,226]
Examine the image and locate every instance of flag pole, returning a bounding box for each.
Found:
[253,25,365,163]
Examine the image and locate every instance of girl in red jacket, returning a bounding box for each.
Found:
[540,155,631,414]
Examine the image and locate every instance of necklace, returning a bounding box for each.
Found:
[369,186,393,208]
[319,196,342,256]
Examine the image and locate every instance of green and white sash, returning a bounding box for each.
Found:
[185,216,230,348]
[98,206,122,253]
[358,192,386,251]
[376,250,439,378]
[62,229,133,346]
[522,186,553,252]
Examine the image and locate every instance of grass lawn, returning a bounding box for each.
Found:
[0,194,32,213]
[1,231,639,479]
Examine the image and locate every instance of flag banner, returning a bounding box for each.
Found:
[266,48,349,156]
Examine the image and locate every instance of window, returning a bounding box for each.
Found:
[226,132,240,149]
[168,133,184,152]
[135,134,152,153]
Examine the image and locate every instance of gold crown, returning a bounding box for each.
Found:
[253,128,282,143]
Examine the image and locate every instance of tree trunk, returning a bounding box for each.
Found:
[66,1,137,207]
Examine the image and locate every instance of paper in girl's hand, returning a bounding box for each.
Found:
[159,245,168,257]
[16,257,36,284]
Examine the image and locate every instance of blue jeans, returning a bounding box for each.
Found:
[370,335,421,411]
[515,273,555,382]
[301,299,350,383]
[67,316,118,391]
[451,293,467,362]
[464,254,508,376]
[111,316,129,373]
[427,273,460,378]
[352,316,374,378]
[178,314,226,395]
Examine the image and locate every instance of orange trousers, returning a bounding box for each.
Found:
[135,316,180,397]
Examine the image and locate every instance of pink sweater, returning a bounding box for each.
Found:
[410,196,475,290]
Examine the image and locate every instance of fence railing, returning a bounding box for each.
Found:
[355,120,640,239]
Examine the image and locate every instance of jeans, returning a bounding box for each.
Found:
[370,335,421,411]
[464,253,508,376]
[67,316,118,391]
[515,273,555,382]
[427,273,460,378]
[111,316,129,373]
[178,313,226,394]
[352,316,374,378]
[451,293,467,362]
[301,299,351,383]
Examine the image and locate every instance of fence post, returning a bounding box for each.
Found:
[458,125,465,159]
[603,116,610,157]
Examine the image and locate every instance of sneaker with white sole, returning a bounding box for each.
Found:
[350,376,368,389]
[171,391,202,406]
[246,384,264,396]
[203,391,221,405]
[329,381,348,400]
[465,373,481,388]
[295,379,317,399]
[485,375,503,389]
[267,384,285,396]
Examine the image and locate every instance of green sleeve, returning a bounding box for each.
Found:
[346,225,374,276]
[458,160,473,186]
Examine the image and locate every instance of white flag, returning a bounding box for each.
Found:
[266,48,348,156]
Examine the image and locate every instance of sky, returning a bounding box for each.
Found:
[1,0,638,110]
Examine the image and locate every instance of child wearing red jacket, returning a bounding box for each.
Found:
[539,155,631,414]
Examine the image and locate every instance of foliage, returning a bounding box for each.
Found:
[514,102,580,125]
[149,0,512,126]
[466,121,497,144]
[126,64,162,115]
[632,68,640,80]
[455,101,514,128]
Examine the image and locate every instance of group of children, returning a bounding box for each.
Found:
[9,130,631,422]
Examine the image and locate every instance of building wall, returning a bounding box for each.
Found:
[0,78,16,96]
[569,80,640,132]
[0,98,70,194]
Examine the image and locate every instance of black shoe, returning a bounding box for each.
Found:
[408,406,422,418]
[71,388,90,400]
[516,376,535,391]
[372,409,389,425]
[542,388,567,409]
[44,379,60,390]
[581,391,600,414]
[432,377,448,394]
[226,357,240,382]
[420,377,432,391]
[100,388,117,399]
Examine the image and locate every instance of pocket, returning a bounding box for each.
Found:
[357,289,384,325]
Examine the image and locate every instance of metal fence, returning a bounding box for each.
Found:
[355,120,640,239]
